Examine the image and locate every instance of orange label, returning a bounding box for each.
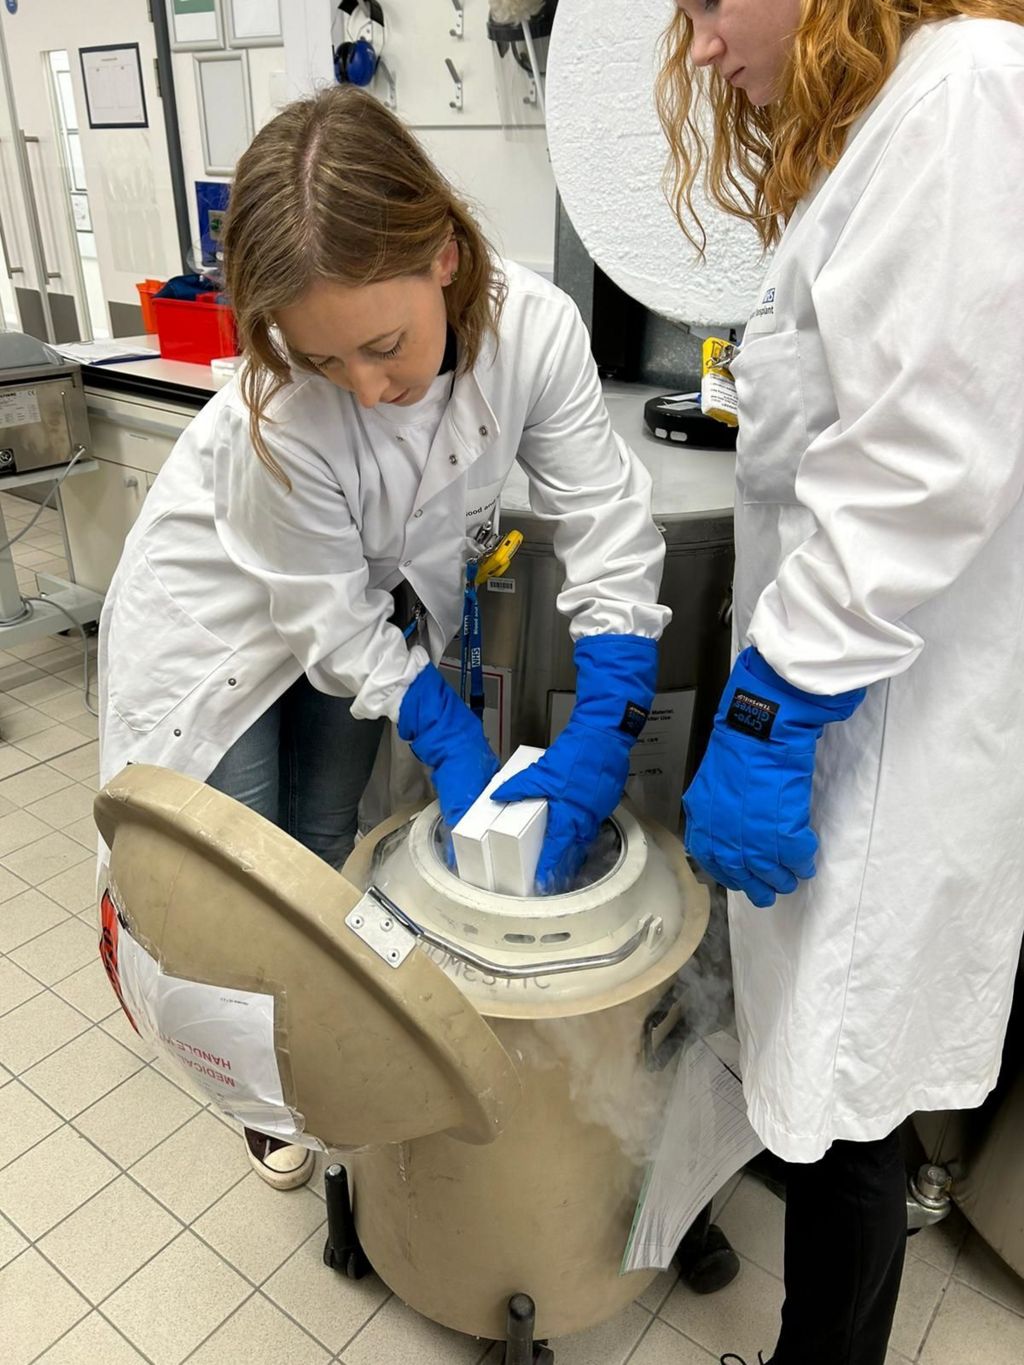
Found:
[99,888,140,1035]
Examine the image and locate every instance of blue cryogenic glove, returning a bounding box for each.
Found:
[494,634,658,893]
[683,647,865,908]
[398,663,500,831]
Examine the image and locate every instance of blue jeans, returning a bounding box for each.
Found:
[206,673,385,870]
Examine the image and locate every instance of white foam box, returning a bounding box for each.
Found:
[451,745,545,892]
[487,787,548,897]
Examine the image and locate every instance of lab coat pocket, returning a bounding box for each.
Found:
[464,477,504,551]
[107,554,232,732]
[733,331,809,506]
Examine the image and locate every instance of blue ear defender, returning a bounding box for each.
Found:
[336,38,377,86]
[335,1,383,88]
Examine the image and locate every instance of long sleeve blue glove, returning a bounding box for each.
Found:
[493,634,658,893]
[398,663,500,830]
[683,646,865,908]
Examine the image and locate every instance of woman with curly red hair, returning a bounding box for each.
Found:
[659,3,1024,1362]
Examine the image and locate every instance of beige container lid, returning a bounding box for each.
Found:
[95,765,522,1149]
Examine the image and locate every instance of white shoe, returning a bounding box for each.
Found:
[244,1127,315,1190]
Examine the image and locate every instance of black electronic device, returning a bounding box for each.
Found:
[643,393,738,451]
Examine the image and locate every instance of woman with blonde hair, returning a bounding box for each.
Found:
[98,86,669,1189]
[658,2,1024,1362]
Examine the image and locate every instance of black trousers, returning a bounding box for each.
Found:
[771,1130,908,1365]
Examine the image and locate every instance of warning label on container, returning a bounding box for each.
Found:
[95,883,325,1149]
[549,689,696,832]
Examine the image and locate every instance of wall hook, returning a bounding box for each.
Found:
[445,58,463,111]
[450,0,464,39]
[377,56,397,109]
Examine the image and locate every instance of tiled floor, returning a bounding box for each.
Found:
[1,490,1024,1363]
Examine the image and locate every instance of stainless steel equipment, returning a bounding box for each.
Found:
[915,954,1024,1278]
[0,332,102,651]
[0,333,90,477]
[479,382,735,825]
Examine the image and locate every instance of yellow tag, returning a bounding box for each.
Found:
[700,337,739,428]
[476,530,523,586]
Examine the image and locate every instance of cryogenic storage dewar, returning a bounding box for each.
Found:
[94,765,709,1356]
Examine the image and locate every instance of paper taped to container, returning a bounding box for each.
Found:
[550,689,696,832]
[99,884,325,1151]
[622,1034,763,1272]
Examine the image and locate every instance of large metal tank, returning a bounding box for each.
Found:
[94,765,709,1348]
[476,381,735,829]
[914,955,1024,1278]
[363,381,735,833]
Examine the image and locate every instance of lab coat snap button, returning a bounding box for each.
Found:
[414,508,423,518]
[173,729,182,737]
[402,559,412,569]
[479,425,488,437]
[227,678,237,686]
[449,453,458,464]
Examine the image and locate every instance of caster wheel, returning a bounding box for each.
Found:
[534,1348,555,1364]
[677,1222,741,1295]
[322,1239,372,1278]
[345,1248,372,1279]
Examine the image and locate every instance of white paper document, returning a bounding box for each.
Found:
[56,341,159,365]
[103,887,324,1148]
[621,1035,763,1273]
[549,688,696,832]
[81,46,147,128]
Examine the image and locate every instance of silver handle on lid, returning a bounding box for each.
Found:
[357,884,661,980]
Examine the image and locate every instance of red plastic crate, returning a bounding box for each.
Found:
[152,295,238,365]
[135,278,165,334]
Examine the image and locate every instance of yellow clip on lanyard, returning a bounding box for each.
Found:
[700,337,739,428]
[476,529,523,586]
[403,529,524,647]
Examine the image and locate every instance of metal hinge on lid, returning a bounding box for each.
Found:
[346,891,418,969]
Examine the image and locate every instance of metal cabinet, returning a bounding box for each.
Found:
[484,384,737,828]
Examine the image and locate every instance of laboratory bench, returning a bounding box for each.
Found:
[59,338,736,596]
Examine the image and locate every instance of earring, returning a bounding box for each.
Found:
[448,271,459,285]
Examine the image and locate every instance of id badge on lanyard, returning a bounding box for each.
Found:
[461,522,524,718]
[700,337,740,427]
[403,521,522,720]
[460,559,485,717]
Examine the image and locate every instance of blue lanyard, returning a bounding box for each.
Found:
[403,515,496,716]
[402,580,484,718]
[460,560,485,718]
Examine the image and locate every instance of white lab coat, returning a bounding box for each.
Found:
[727,17,1024,1162]
[98,260,669,792]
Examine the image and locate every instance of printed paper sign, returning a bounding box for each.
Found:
[550,689,696,831]
[99,888,324,1148]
